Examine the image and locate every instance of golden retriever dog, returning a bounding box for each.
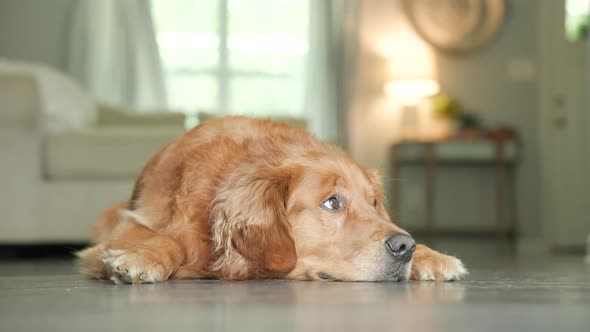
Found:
[77,116,467,284]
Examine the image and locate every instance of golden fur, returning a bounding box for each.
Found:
[77,117,467,284]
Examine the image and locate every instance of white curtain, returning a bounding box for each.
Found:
[304,0,360,147]
[66,0,167,110]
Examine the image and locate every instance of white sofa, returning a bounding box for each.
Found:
[0,73,185,243]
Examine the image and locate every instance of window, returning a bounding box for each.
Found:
[565,0,590,41]
[151,0,309,117]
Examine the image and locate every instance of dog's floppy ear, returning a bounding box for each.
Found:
[211,164,297,276]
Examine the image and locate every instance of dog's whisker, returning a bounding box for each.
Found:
[381,178,404,182]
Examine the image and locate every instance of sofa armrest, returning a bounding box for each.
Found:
[0,74,40,130]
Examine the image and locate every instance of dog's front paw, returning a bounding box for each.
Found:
[410,245,468,281]
[100,249,170,284]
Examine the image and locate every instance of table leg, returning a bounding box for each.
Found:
[426,143,436,239]
[509,165,518,250]
[495,141,505,240]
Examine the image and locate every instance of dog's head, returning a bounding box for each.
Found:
[211,149,414,281]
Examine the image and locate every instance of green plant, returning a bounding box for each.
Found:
[431,93,462,119]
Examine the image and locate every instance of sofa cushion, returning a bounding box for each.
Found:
[198,112,308,129]
[97,104,186,128]
[45,127,183,179]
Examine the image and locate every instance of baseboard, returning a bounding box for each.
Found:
[551,245,586,255]
[0,243,88,260]
[404,227,517,239]
[516,237,551,256]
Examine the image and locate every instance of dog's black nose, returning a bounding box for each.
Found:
[385,235,416,261]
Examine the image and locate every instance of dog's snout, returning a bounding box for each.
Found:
[385,235,416,261]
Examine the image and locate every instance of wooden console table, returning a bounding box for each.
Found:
[390,138,519,241]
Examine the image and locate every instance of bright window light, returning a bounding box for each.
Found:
[565,0,590,41]
[151,0,309,117]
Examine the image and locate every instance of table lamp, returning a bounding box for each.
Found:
[385,79,439,140]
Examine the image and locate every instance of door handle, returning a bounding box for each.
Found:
[553,116,568,128]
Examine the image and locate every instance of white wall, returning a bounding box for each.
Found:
[349,0,542,239]
[0,0,74,69]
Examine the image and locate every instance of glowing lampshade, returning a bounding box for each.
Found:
[384,79,440,106]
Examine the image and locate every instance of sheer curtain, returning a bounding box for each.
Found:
[66,0,167,110]
[304,0,360,147]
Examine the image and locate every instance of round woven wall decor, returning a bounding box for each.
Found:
[402,0,506,53]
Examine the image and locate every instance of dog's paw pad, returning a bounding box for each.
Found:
[100,249,168,284]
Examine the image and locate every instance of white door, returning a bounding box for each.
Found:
[538,0,590,249]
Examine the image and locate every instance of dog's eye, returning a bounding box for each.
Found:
[373,199,377,207]
[322,196,343,211]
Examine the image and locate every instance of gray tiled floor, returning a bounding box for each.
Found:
[1,255,589,332]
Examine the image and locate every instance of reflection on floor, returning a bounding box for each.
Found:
[0,245,589,332]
